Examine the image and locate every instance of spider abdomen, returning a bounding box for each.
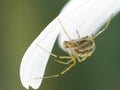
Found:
[64,37,96,57]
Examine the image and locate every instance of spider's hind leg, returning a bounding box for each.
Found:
[35,62,75,79]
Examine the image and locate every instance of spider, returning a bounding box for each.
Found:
[37,14,113,79]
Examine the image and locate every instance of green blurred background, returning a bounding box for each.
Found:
[0,0,120,90]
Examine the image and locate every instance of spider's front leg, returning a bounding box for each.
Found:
[92,14,113,39]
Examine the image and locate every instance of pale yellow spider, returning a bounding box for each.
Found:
[37,14,113,79]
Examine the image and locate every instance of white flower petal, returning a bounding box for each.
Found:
[20,20,60,89]
[20,0,120,89]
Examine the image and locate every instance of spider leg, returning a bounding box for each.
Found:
[58,19,71,40]
[92,14,113,39]
[54,59,73,65]
[37,43,72,59]
[35,63,75,79]
[35,55,77,79]
[76,30,81,39]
